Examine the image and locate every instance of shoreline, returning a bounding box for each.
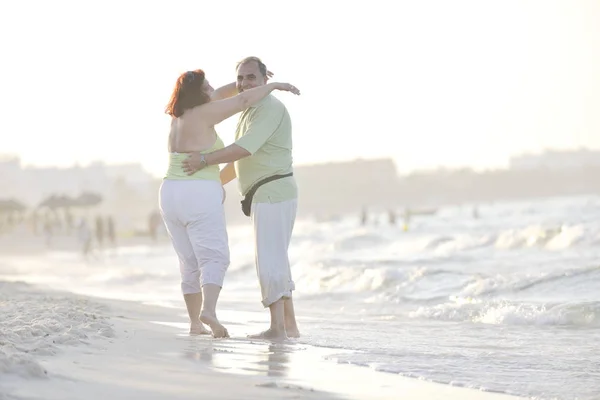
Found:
[0,280,524,400]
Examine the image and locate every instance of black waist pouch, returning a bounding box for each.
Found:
[241,173,293,217]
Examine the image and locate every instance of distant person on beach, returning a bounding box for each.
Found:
[42,218,53,247]
[183,57,301,340]
[65,210,74,234]
[106,216,116,246]
[77,218,93,257]
[95,216,104,248]
[148,211,161,241]
[403,207,411,231]
[159,67,300,338]
[388,209,396,225]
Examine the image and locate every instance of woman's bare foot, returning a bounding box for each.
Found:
[286,327,300,338]
[247,328,288,341]
[190,321,211,335]
[200,311,229,338]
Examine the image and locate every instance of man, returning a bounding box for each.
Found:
[183,57,300,340]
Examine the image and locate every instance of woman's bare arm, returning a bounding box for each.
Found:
[210,71,273,101]
[197,82,299,126]
[210,82,238,101]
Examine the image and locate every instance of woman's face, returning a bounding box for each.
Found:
[202,80,214,96]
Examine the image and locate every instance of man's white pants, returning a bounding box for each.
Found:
[159,180,230,294]
[251,199,297,307]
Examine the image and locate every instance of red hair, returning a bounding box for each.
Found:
[165,69,210,118]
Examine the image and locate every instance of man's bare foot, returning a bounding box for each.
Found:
[190,321,211,335]
[247,328,288,341]
[200,311,229,338]
[285,319,300,338]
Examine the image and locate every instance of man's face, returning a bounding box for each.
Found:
[236,61,266,93]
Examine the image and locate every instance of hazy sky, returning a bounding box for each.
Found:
[1,0,599,176]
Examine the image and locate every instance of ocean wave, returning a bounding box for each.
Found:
[296,260,594,299]
[494,224,586,250]
[352,223,595,256]
[410,299,600,327]
[293,249,600,316]
[416,224,590,254]
[332,231,391,251]
[294,261,477,304]
[422,234,497,253]
[458,265,600,298]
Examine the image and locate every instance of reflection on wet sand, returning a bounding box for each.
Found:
[183,339,297,378]
[154,319,523,400]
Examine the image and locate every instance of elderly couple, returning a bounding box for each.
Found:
[159,57,300,340]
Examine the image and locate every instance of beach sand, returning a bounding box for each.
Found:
[0,280,524,400]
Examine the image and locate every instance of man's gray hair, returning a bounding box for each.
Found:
[236,56,267,77]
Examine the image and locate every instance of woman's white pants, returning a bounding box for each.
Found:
[159,180,230,294]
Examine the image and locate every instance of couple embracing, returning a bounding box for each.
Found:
[159,57,300,340]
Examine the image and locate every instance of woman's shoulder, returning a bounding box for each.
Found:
[180,107,211,124]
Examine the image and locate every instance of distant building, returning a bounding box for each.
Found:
[293,158,401,215]
[0,155,22,201]
[0,156,157,214]
[222,158,403,222]
[510,149,600,170]
[1,156,406,224]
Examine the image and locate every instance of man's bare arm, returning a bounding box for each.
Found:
[220,163,236,185]
[206,144,250,165]
[182,144,250,175]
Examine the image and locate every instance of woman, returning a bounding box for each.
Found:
[160,69,299,338]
